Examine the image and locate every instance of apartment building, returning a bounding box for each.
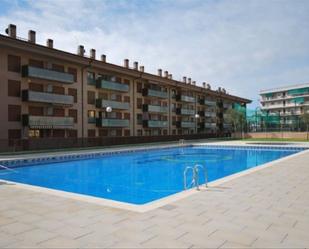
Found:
[0,24,250,141]
[260,83,309,125]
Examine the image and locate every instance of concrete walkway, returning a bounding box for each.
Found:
[1,146,309,248]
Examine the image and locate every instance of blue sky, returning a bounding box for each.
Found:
[1,0,309,109]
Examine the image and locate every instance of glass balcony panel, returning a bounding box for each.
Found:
[181,121,195,128]
[27,115,74,128]
[148,89,168,98]
[22,65,74,83]
[97,79,129,92]
[205,122,217,128]
[180,109,195,115]
[148,120,168,128]
[26,90,74,105]
[98,100,129,110]
[204,111,216,117]
[204,100,217,106]
[181,95,195,103]
[148,105,168,113]
[99,119,129,127]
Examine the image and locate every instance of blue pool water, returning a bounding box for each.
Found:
[0,146,303,204]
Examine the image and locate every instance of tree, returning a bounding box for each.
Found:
[301,108,309,140]
[225,108,246,138]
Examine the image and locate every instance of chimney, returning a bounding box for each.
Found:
[202,82,206,88]
[90,49,96,59]
[77,45,85,56]
[164,71,169,78]
[46,39,53,48]
[183,76,187,83]
[101,54,106,62]
[133,61,138,70]
[6,24,16,38]
[207,84,211,90]
[192,81,196,86]
[139,66,144,72]
[28,30,36,43]
[158,69,162,77]
[124,59,129,68]
[188,78,191,84]
[169,74,173,79]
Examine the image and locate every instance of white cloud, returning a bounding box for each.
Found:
[1,0,309,108]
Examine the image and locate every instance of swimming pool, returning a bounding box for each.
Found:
[0,146,305,204]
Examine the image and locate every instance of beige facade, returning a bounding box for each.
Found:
[0,24,250,140]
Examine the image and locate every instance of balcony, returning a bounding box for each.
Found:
[176,95,195,103]
[223,123,232,129]
[143,120,168,128]
[96,99,129,110]
[96,79,129,92]
[204,100,217,106]
[142,88,168,98]
[22,115,74,129]
[205,111,216,118]
[96,118,129,127]
[205,122,217,129]
[22,90,74,106]
[22,65,74,84]
[143,104,168,113]
[176,108,195,115]
[223,103,232,109]
[176,121,195,128]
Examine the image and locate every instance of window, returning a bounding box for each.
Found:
[29,83,43,92]
[53,129,65,137]
[8,129,21,140]
[87,71,95,85]
[7,55,21,73]
[137,114,143,125]
[137,129,142,136]
[28,129,40,138]
[68,88,77,103]
[124,96,130,103]
[88,129,96,137]
[137,82,143,93]
[29,59,44,68]
[87,91,95,105]
[68,67,77,82]
[67,130,77,137]
[124,129,130,136]
[137,98,142,109]
[124,113,130,119]
[8,80,21,97]
[8,105,21,121]
[99,129,108,137]
[29,106,44,116]
[53,86,65,94]
[52,64,64,72]
[53,108,65,117]
[69,109,77,123]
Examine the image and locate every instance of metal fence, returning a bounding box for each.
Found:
[0,134,221,153]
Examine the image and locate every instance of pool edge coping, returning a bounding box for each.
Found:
[1,144,309,213]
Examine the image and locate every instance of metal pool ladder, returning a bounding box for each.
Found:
[183,164,208,190]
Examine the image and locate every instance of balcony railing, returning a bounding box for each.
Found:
[96,99,130,110]
[143,104,168,113]
[22,65,74,84]
[176,108,195,115]
[88,117,96,124]
[22,115,74,128]
[204,100,217,106]
[22,90,74,105]
[96,118,129,127]
[142,88,168,98]
[205,123,217,129]
[143,120,168,128]
[205,111,216,117]
[177,95,195,103]
[177,121,195,128]
[96,79,129,92]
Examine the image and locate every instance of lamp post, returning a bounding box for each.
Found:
[195,113,200,134]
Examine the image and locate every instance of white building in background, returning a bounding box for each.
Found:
[260,83,309,125]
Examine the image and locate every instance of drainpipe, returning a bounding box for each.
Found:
[132,71,144,136]
[81,59,94,138]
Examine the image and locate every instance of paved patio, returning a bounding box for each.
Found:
[1,144,309,248]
